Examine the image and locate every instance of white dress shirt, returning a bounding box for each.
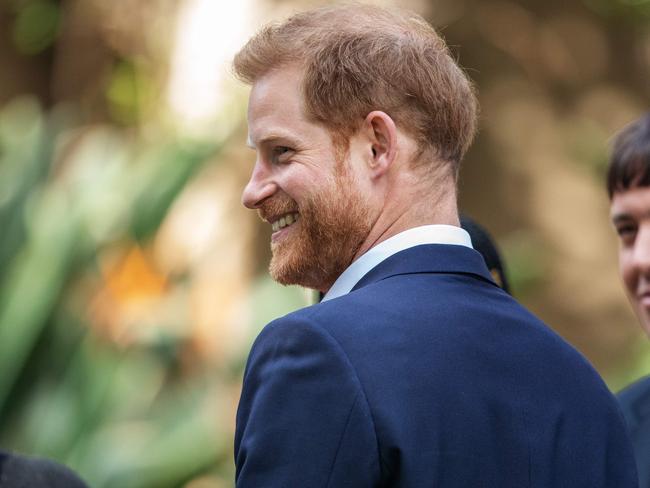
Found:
[321,224,473,302]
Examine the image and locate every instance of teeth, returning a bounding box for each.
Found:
[271,213,299,232]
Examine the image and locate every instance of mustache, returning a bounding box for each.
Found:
[257,193,298,222]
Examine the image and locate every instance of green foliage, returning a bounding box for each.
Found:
[0,98,232,486]
[500,231,547,298]
[11,0,61,55]
[583,0,650,18]
[129,141,217,241]
[106,59,156,126]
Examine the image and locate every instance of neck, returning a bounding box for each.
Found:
[353,177,459,262]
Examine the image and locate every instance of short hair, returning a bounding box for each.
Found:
[607,113,650,199]
[233,3,478,173]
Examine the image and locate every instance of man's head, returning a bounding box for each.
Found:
[608,113,650,334]
[234,4,477,169]
[235,4,478,291]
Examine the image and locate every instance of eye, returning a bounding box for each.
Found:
[271,146,292,164]
[615,222,637,246]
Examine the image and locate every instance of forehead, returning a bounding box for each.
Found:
[610,186,650,219]
[247,65,307,147]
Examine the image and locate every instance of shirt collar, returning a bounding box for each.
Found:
[321,224,473,302]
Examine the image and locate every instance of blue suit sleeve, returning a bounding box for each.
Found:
[234,316,380,487]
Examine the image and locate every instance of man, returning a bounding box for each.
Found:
[233,4,637,486]
[609,112,650,487]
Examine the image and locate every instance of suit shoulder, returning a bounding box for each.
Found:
[618,375,650,402]
[252,305,336,347]
[618,375,650,422]
[245,305,358,376]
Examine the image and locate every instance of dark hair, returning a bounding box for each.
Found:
[607,113,650,199]
[460,216,510,295]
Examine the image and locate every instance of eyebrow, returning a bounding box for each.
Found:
[246,132,302,150]
[611,214,633,224]
[611,207,650,223]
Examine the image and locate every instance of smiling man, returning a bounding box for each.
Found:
[609,113,650,487]
[233,5,637,487]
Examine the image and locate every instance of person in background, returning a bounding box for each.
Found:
[233,4,637,486]
[608,112,650,487]
[0,449,88,487]
[460,215,511,294]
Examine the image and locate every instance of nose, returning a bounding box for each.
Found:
[241,160,277,209]
[632,225,650,277]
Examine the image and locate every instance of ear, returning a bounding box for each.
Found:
[362,111,397,179]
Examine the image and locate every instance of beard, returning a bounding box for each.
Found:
[258,170,372,291]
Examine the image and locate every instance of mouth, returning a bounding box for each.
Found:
[638,291,650,306]
[270,212,300,234]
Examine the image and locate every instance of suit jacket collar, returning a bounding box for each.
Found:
[351,244,497,293]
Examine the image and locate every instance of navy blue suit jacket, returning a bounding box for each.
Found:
[235,244,637,487]
[618,375,650,487]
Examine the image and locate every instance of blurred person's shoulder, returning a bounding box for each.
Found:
[0,450,88,488]
[618,375,650,486]
[618,375,650,425]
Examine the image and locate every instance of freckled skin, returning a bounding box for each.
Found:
[611,186,650,336]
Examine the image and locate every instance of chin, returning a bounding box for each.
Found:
[638,310,650,338]
[269,259,325,290]
[269,245,311,287]
[268,242,336,291]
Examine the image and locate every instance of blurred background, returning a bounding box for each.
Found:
[0,0,649,486]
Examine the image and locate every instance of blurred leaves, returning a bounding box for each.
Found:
[11,0,61,55]
[583,0,650,19]
[0,0,256,486]
[0,98,50,279]
[129,141,217,241]
[106,59,155,125]
[500,231,546,297]
[0,96,234,486]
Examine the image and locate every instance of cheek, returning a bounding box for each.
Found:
[619,251,637,295]
[275,176,307,201]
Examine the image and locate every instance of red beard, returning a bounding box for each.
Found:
[258,170,372,291]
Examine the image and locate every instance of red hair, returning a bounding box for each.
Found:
[233,4,478,173]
